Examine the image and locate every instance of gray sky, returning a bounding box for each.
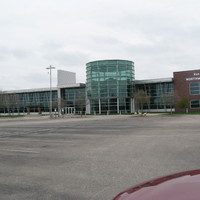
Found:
[1,0,200,90]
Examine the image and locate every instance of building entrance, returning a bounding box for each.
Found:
[64,107,75,114]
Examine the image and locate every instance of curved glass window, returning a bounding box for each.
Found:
[86,60,135,114]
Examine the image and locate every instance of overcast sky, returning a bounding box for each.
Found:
[1,0,200,90]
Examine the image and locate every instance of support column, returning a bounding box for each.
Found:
[57,88,62,116]
[86,99,90,114]
[117,98,120,114]
[131,98,135,113]
[99,99,101,114]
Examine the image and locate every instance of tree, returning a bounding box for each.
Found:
[52,99,58,111]
[0,91,6,113]
[58,97,67,115]
[161,92,174,114]
[3,93,11,114]
[6,94,21,114]
[12,94,21,114]
[178,98,189,113]
[134,90,150,113]
[74,92,86,116]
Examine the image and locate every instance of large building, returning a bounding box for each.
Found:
[0,59,200,114]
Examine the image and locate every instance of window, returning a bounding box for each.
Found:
[190,82,200,95]
[191,100,200,108]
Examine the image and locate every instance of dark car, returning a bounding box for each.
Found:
[112,169,200,200]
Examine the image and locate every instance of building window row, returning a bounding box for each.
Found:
[190,100,200,109]
[190,82,200,95]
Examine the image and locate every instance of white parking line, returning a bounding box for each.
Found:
[0,149,40,153]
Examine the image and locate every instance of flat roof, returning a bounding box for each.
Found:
[4,83,86,94]
[86,59,134,65]
[4,87,57,94]
[135,78,173,84]
[57,83,85,89]
[173,69,200,73]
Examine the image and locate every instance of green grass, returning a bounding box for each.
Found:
[0,115,25,118]
[148,111,200,115]
[172,111,200,115]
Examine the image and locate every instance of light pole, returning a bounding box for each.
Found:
[46,65,55,118]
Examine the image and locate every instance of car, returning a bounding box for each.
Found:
[112,169,200,200]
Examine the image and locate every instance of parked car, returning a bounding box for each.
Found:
[112,169,200,200]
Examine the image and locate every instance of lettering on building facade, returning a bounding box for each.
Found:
[186,72,200,81]
[186,77,200,81]
[194,73,200,76]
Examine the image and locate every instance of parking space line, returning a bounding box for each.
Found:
[0,149,40,154]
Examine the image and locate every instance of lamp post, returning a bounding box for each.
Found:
[46,65,55,118]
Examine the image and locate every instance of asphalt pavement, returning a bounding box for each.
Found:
[0,114,200,200]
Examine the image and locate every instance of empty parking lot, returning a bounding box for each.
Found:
[0,114,200,200]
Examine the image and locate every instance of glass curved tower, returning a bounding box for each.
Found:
[86,60,135,114]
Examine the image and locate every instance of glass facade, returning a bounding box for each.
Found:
[190,82,200,109]
[136,82,174,110]
[0,90,57,113]
[61,87,86,114]
[190,82,200,95]
[0,87,86,115]
[190,100,200,109]
[86,60,135,114]
[2,59,191,115]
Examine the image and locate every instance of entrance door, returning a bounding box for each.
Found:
[64,107,75,114]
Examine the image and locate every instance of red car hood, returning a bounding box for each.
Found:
[113,169,200,200]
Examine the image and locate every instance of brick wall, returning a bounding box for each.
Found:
[173,70,200,112]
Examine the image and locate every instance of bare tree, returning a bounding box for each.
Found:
[0,91,6,114]
[8,94,21,114]
[74,92,86,116]
[57,97,67,116]
[4,94,11,114]
[61,98,67,110]
[134,90,150,113]
[14,94,21,114]
[52,99,58,111]
[161,92,174,114]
